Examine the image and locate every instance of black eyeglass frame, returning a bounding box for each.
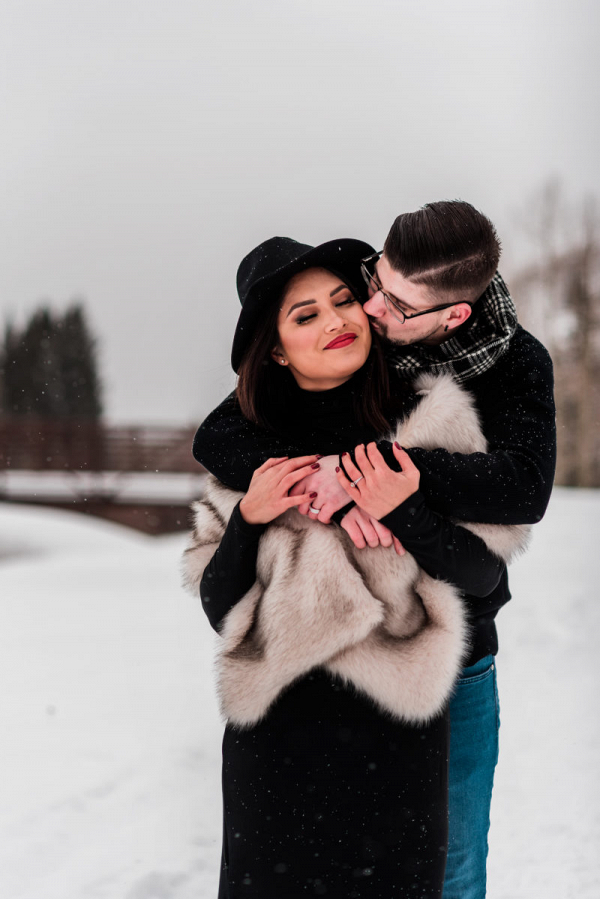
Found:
[360,251,471,324]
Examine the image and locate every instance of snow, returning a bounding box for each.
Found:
[1,471,206,504]
[0,490,598,899]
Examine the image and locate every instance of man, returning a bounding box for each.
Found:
[193,201,556,898]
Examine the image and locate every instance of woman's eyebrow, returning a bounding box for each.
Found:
[285,299,316,318]
[285,284,348,317]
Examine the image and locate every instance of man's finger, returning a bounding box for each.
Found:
[370,518,393,547]
[316,502,335,525]
[341,517,366,549]
[356,515,380,548]
[393,536,406,556]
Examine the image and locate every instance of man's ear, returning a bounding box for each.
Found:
[445,303,472,332]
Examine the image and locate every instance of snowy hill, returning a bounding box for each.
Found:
[0,491,598,899]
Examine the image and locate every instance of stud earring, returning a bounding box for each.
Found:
[280,358,286,364]
[443,325,449,332]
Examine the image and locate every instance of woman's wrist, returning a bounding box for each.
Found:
[239,495,266,525]
[234,501,269,534]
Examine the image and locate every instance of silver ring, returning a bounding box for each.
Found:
[309,505,321,514]
[350,475,364,488]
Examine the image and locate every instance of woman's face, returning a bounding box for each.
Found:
[272,267,371,391]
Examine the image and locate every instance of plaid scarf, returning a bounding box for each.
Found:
[385,273,518,383]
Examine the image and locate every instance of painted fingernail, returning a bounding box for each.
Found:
[394,441,401,448]
[311,462,320,469]
[342,451,349,457]
[315,454,323,460]
[310,492,318,498]
[335,466,340,472]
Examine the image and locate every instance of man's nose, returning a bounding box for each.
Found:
[363,291,385,318]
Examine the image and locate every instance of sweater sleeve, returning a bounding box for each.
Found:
[381,334,556,525]
[379,491,504,597]
[200,502,266,632]
[192,394,293,491]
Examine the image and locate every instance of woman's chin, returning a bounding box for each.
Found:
[320,359,369,386]
[291,342,371,389]
[336,342,370,376]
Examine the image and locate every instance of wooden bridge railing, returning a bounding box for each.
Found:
[0,417,202,473]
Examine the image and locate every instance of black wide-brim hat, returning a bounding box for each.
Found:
[231,236,375,372]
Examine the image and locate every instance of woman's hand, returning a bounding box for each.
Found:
[336,442,420,520]
[239,455,321,525]
[340,505,405,555]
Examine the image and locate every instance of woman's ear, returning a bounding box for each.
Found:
[271,345,287,365]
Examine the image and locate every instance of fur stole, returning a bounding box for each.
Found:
[183,374,530,728]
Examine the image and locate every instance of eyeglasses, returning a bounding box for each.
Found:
[360,251,471,325]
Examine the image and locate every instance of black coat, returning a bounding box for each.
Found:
[196,377,508,898]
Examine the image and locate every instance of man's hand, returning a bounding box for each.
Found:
[340,505,405,554]
[336,442,420,520]
[288,454,350,523]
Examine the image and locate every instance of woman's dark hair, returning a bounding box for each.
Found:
[236,274,395,434]
[383,200,501,301]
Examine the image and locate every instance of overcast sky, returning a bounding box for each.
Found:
[1,0,598,423]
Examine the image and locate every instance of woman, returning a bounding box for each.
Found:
[183,237,527,898]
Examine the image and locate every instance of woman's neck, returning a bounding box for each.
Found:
[288,372,353,392]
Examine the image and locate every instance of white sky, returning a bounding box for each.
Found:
[1,0,598,423]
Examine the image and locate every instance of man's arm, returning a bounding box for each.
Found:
[296,330,556,527]
[394,332,556,524]
[192,393,294,490]
[194,330,556,526]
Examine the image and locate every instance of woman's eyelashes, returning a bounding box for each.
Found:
[294,296,357,325]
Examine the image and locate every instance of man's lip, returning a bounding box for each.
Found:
[324,334,357,350]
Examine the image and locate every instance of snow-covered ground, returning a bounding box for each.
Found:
[0,490,598,899]
[0,471,206,503]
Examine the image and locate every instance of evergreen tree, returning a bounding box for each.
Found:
[0,303,103,417]
[57,305,103,417]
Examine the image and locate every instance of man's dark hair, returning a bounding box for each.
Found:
[383,201,501,302]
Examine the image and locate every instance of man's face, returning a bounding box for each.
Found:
[362,254,455,346]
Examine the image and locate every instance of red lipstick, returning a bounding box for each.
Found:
[324,334,357,350]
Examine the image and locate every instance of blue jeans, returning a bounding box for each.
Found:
[442,654,500,899]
